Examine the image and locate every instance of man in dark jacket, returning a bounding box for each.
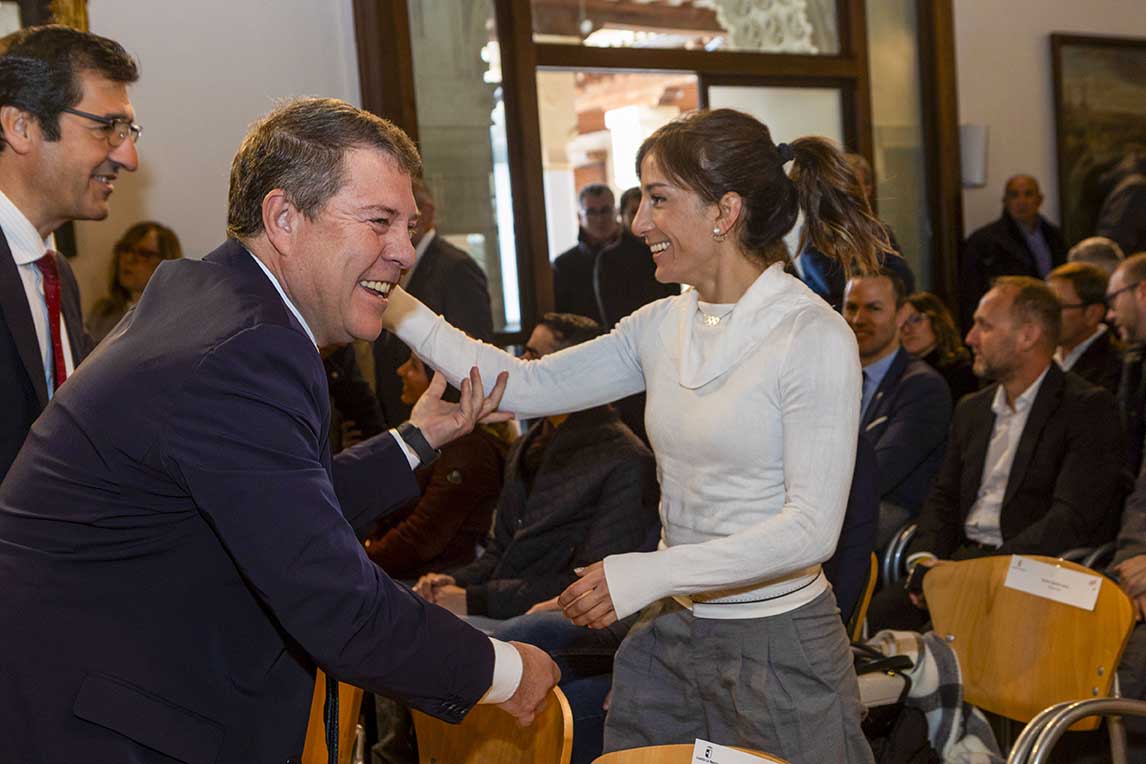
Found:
[413,313,660,622]
[961,175,1067,327]
[1047,261,1122,395]
[869,277,1124,632]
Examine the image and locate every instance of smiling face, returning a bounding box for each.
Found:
[279,147,417,345]
[28,70,139,236]
[843,275,902,365]
[632,153,721,288]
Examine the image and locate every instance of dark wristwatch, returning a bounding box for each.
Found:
[397,422,440,466]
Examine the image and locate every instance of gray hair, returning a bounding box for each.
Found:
[226,97,421,240]
[1068,236,1125,276]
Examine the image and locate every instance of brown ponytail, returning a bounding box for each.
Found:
[789,137,893,278]
[636,109,892,275]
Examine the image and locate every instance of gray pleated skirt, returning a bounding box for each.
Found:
[604,589,873,764]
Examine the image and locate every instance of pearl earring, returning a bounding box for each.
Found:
[711,226,726,242]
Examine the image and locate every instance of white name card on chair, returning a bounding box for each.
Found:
[692,740,771,764]
[1004,555,1101,611]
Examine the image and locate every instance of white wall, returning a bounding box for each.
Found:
[74,0,360,312]
[954,0,1146,235]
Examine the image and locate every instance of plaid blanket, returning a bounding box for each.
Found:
[867,629,1004,764]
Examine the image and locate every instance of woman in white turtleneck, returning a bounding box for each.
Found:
[384,108,892,763]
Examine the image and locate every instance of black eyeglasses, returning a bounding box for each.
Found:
[1106,281,1141,304]
[902,313,929,327]
[61,107,142,147]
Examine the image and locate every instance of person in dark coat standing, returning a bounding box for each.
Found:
[960,175,1067,327]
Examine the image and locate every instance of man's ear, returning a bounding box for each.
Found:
[261,189,298,254]
[0,106,36,155]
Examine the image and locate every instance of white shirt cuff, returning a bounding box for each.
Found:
[479,638,523,704]
[388,429,422,470]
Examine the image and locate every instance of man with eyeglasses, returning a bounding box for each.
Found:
[1106,253,1146,476]
[1046,261,1122,395]
[0,25,141,479]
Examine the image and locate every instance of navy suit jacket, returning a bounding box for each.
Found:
[0,230,92,480]
[0,240,495,764]
[861,346,952,514]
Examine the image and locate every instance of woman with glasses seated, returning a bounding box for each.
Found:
[86,221,182,343]
[899,291,979,404]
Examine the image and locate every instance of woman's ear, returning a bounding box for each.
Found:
[714,191,744,234]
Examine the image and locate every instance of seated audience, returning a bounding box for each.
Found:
[899,292,979,404]
[796,152,915,310]
[869,277,1125,631]
[843,271,951,547]
[960,175,1066,327]
[1047,262,1122,394]
[1104,254,1146,475]
[1111,468,1146,756]
[413,312,660,622]
[321,343,387,453]
[364,353,511,580]
[86,221,182,343]
[1068,235,1125,276]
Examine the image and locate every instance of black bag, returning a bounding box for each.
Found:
[854,644,941,764]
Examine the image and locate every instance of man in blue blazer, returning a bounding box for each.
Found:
[0,98,557,763]
[844,270,952,547]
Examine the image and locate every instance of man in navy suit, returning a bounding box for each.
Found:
[0,98,558,763]
[0,26,138,480]
[844,270,952,547]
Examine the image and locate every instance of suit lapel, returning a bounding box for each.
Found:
[1001,365,1063,509]
[0,231,49,408]
[56,254,89,365]
[862,347,908,430]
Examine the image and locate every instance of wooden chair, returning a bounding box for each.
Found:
[923,555,1135,733]
[411,686,572,764]
[301,670,364,764]
[848,552,879,642]
[593,743,788,763]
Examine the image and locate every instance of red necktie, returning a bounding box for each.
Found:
[34,251,67,392]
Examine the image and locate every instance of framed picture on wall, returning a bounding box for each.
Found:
[1051,33,1146,250]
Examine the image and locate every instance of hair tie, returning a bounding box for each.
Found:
[777,142,794,164]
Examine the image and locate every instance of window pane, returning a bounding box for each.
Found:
[531,0,839,55]
[537,69,699,260]
[866,0,931,287]
[408,2,522,333]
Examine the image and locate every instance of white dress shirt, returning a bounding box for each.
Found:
[0,189,76,397]
[1055,324,1107,371]
[963,366,1052,547]
[246,249,522,704]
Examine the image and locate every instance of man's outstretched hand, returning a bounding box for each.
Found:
[496,642,561,726]
[410,367,512,450]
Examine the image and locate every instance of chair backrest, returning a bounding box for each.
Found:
[923,554,1135,731]
[848,552,879,641]
[301,670,365,764]
[593,743,788,763]
[412,686,572,764]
